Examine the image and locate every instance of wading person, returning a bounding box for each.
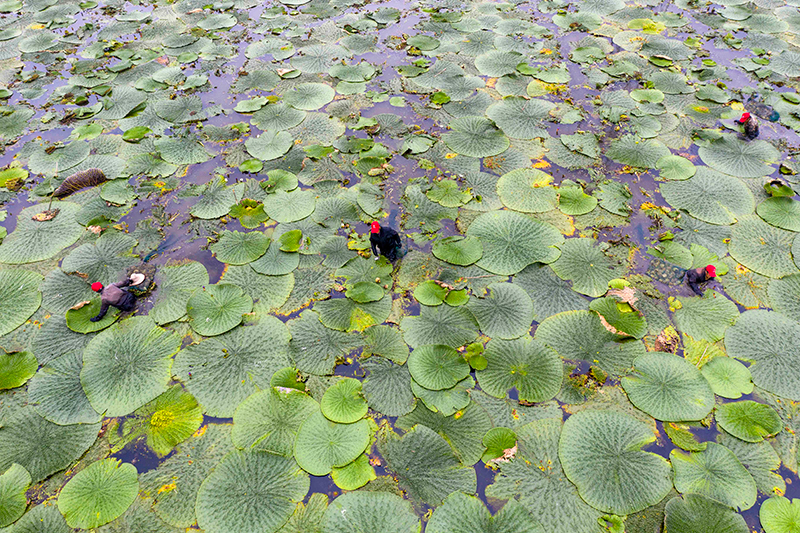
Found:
[369,221,402,262]
[89,273,143,322]
[686,265,716,296]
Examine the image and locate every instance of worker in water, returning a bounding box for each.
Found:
[686,265,716,296]
[738,112,759,140]
[89,273,143,321]
[369,221,402,262]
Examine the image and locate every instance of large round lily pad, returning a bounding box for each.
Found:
[283,83,335,110]
[210,231,270,265]
[245,130,293,161]
[550,238,622,297]
[661,167,755,225]
[725,310,800,400]
[427,492,541,533]
[80,316,180,417]
[698,134,779,178]
[432,236,483,266]
[757,198,800,232]
[0,270,42,337]
[408,344,470,391]
[467,283,533,340]
[477,336,562,403]
[0,352,37,391]
[442,116,509,158]
[321,377,368,423]
[187,284,253,336]
[700,356,753,399]
[57,458,138,529]
[264,190,316,223]
[496,168,558,213]
[324,492,421,533]
[0,463,30,528]
[665,494,748,533]
[232,388,318,456]
[728,215,799,279]
[174,317,291,417]
[761,496,800,533]
[715,400,782,443]
[466,210,563,275]
[535,310,646,375]
[28,351,100,425]
[671,442,757,511]
[621,352,714,422]
[293,410,370,476]
[401,305,479,348]
[195,450,309,533]
[0,203,83,264]
[559,409,672,515]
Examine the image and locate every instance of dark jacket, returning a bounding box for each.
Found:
[91,279,135,321]
[686,267,710,296]
[370,227,402,261]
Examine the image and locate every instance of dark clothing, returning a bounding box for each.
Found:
[91,279,135,322]
[686,267,711,296]
[370,227,402,261]
[740,116,759,140]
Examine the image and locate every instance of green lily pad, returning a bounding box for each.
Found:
[550,238,622,297]
[699,134,778,178]
[361,357,415,417]
[485,97,555,140]
[761,496,800,533]
[0,351,37,391]
[174,317,291,417]
[232,388,318,456]
[729,215,799,278]
[283,83,335,111]
[671,442,757,511]
[673,291,740,342]
[665,494,748,533]
[478,336,562,403]
[380,424,476,506]
[195,450,309,533]
[314,294,391,332]
[621,352,714,422]
[757,198,800,232]
[716,400,782,443]
[467,210,563,275]
[497,168,558,213]
[57,458,138,529]
[0,203,83,264]
[278,229,303,252]
[245,130,293,161]
[467,282,533,340]
[443,116,510,158]
[401,304,479,348]
[768,273,800,322]
[345,281,384,303]
[661,167,755,225]
[558,184,598,216]
[413,280,448,306]
[700,356,754,399]
[321,377,367,423]
[187,284,253,336]
[606,135,670,169]
[330,454,375,490]
[408,344,470,391]
[28,351,100,425]
[559,410,672,515]
[589,296,647,339]
[481,427,517,463]
[81,316,180,417]
[324,492,420,533]
[656,155,696,181]
[151,261,209,325]
[725,310,800,400]
[264,190,316,223]
[427,492,541,533]
[210,231,270,265]
[0,463,30,528]
[535,310,646,376]
[432,236,483,266]
[293,410,369,476]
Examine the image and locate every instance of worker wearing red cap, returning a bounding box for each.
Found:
[737,112,759,140]
[369,221,402,262]
[686,265,716,296]
[89,277,137,322]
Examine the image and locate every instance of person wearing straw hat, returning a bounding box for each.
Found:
[89,273,145,322]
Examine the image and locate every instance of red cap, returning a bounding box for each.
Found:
[740,112,750,122]
[705,265,716,278]
[91,282,103,292]
[370,221,380,234]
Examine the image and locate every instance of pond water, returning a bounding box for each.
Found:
[1,0,800,531]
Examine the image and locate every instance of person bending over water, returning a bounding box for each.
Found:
[369,221,402,262]
[89,275,140,322]
[686,265,716,296]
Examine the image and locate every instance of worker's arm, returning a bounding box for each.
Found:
[90,300,110,322]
